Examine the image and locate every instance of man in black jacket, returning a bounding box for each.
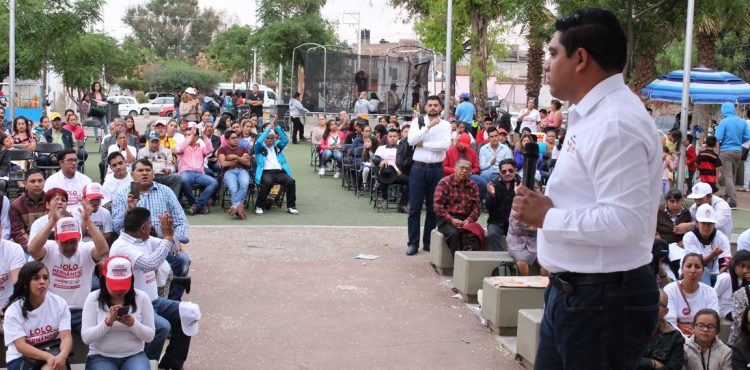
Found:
[394,124,411,213]
[486,158,518,251]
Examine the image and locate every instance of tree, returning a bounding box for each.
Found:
[0,0,103,102]
[142,61,221,93]
[122,0,223,62]
[716,31,750,81]
[410,0,470,98]
[206,25,255,87]
[50,33,131,110]
[511,0,554,107]
[694,0,750,69]
[253,0,335,98]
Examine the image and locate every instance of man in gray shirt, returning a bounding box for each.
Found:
[137,131,182,198]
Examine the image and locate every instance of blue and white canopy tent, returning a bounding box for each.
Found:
[641,67,750,104]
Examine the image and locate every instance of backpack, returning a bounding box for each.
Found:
[491,261,519,277]
[396,116,425,175]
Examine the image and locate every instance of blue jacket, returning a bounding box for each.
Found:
[715,102,750,151]
[253,126,292,184]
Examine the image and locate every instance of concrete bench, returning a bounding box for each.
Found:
[516,308,544,368]
[453,251,513,297]
[481,277,546,335]
[429,229,453,275]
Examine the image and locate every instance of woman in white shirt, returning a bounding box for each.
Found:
[683,204,731,286]
[714,250,750,320]
[2,261,72,370]
[107,131,136,174]
[664,253,719,337]
[82,256,154,370]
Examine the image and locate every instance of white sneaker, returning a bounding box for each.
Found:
[255,207,263,215]
[318,167,325,176]
[333,171,340,178]
[287,207,299,215]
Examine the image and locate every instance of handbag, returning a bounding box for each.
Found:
[742,146,749,161]
[21,338,69,370]
[88,104,108,117]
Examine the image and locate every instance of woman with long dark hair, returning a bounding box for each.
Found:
[82,256,154,369]
[90,82,109,138]
[733,306,750,368]
[319,119,346,178]
[714,250,750,321]
[2,261,72,370]
[11,116,36,151]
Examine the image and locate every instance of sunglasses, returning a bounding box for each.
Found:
[500,169,516,174]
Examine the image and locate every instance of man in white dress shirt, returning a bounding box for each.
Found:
[512,9,662,368]
[405,96,452,255]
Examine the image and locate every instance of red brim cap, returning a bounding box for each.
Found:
[106,276,132,292]
[56,231,80,243]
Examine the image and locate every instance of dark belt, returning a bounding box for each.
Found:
[413,161,442,168]
[548,264,651,294]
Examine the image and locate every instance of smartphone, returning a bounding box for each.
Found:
[116,306,130,317]
[130,181,140,200]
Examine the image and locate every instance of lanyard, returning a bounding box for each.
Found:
[700,345,712,370]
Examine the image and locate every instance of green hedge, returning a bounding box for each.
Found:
[143,61,221,94]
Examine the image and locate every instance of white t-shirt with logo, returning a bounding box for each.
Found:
[519,109,541,132]
[0,240,26,308]
[110,237,162,301]
[41,241,97,309]
[3,292,71,362]
[43,171,93,212]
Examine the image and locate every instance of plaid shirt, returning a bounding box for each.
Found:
[111,181,189,242]
[434,174,480,223]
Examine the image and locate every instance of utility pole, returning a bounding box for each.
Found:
[343,12,361,71]
[8,0,15,120]
[444,0,452,119]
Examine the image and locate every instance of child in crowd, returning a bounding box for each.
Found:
[696,135,722,193]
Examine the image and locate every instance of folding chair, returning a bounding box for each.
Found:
[33,143,63,176]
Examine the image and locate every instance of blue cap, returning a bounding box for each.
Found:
[459,92,470,100]
[148,131,159,140]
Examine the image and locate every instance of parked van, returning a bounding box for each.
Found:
[215,83,277,108]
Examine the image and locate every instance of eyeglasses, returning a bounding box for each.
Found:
[500,169,516,174]
[229,136,239,140]
[63,158,78,163]
[693,323,717,332]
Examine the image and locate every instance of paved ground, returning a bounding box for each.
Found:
[184,226,518,369]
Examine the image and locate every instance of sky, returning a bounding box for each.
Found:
[102,0,418,44]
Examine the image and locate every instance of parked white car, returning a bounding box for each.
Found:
[107,96,141,117]
[138,97,174,115]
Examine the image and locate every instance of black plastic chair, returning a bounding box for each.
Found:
[33,142,63,176]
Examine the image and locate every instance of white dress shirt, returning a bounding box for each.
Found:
[407,116,452,164]
[538,74,662,273]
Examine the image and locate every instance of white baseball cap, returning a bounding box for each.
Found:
[687,182,713,199]
[179,302,201,337]
[54,217,81,243]
[695,203,717,223]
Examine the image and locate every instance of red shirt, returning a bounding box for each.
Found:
[434,174,480,223]
[217,145,250,170]
[64,124,85,141]
[443,145,480,176]
[686,144,697,172]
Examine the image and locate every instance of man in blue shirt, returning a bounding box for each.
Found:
[454,93,475,134]
[715,102,750,208]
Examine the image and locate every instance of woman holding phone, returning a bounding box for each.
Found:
[2,261,72,370]
[82,256,154,369]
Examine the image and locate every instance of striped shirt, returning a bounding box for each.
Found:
[111,182,188,243]
[696,149,722,187]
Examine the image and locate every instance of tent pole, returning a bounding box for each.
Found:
[677,0,694,192]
